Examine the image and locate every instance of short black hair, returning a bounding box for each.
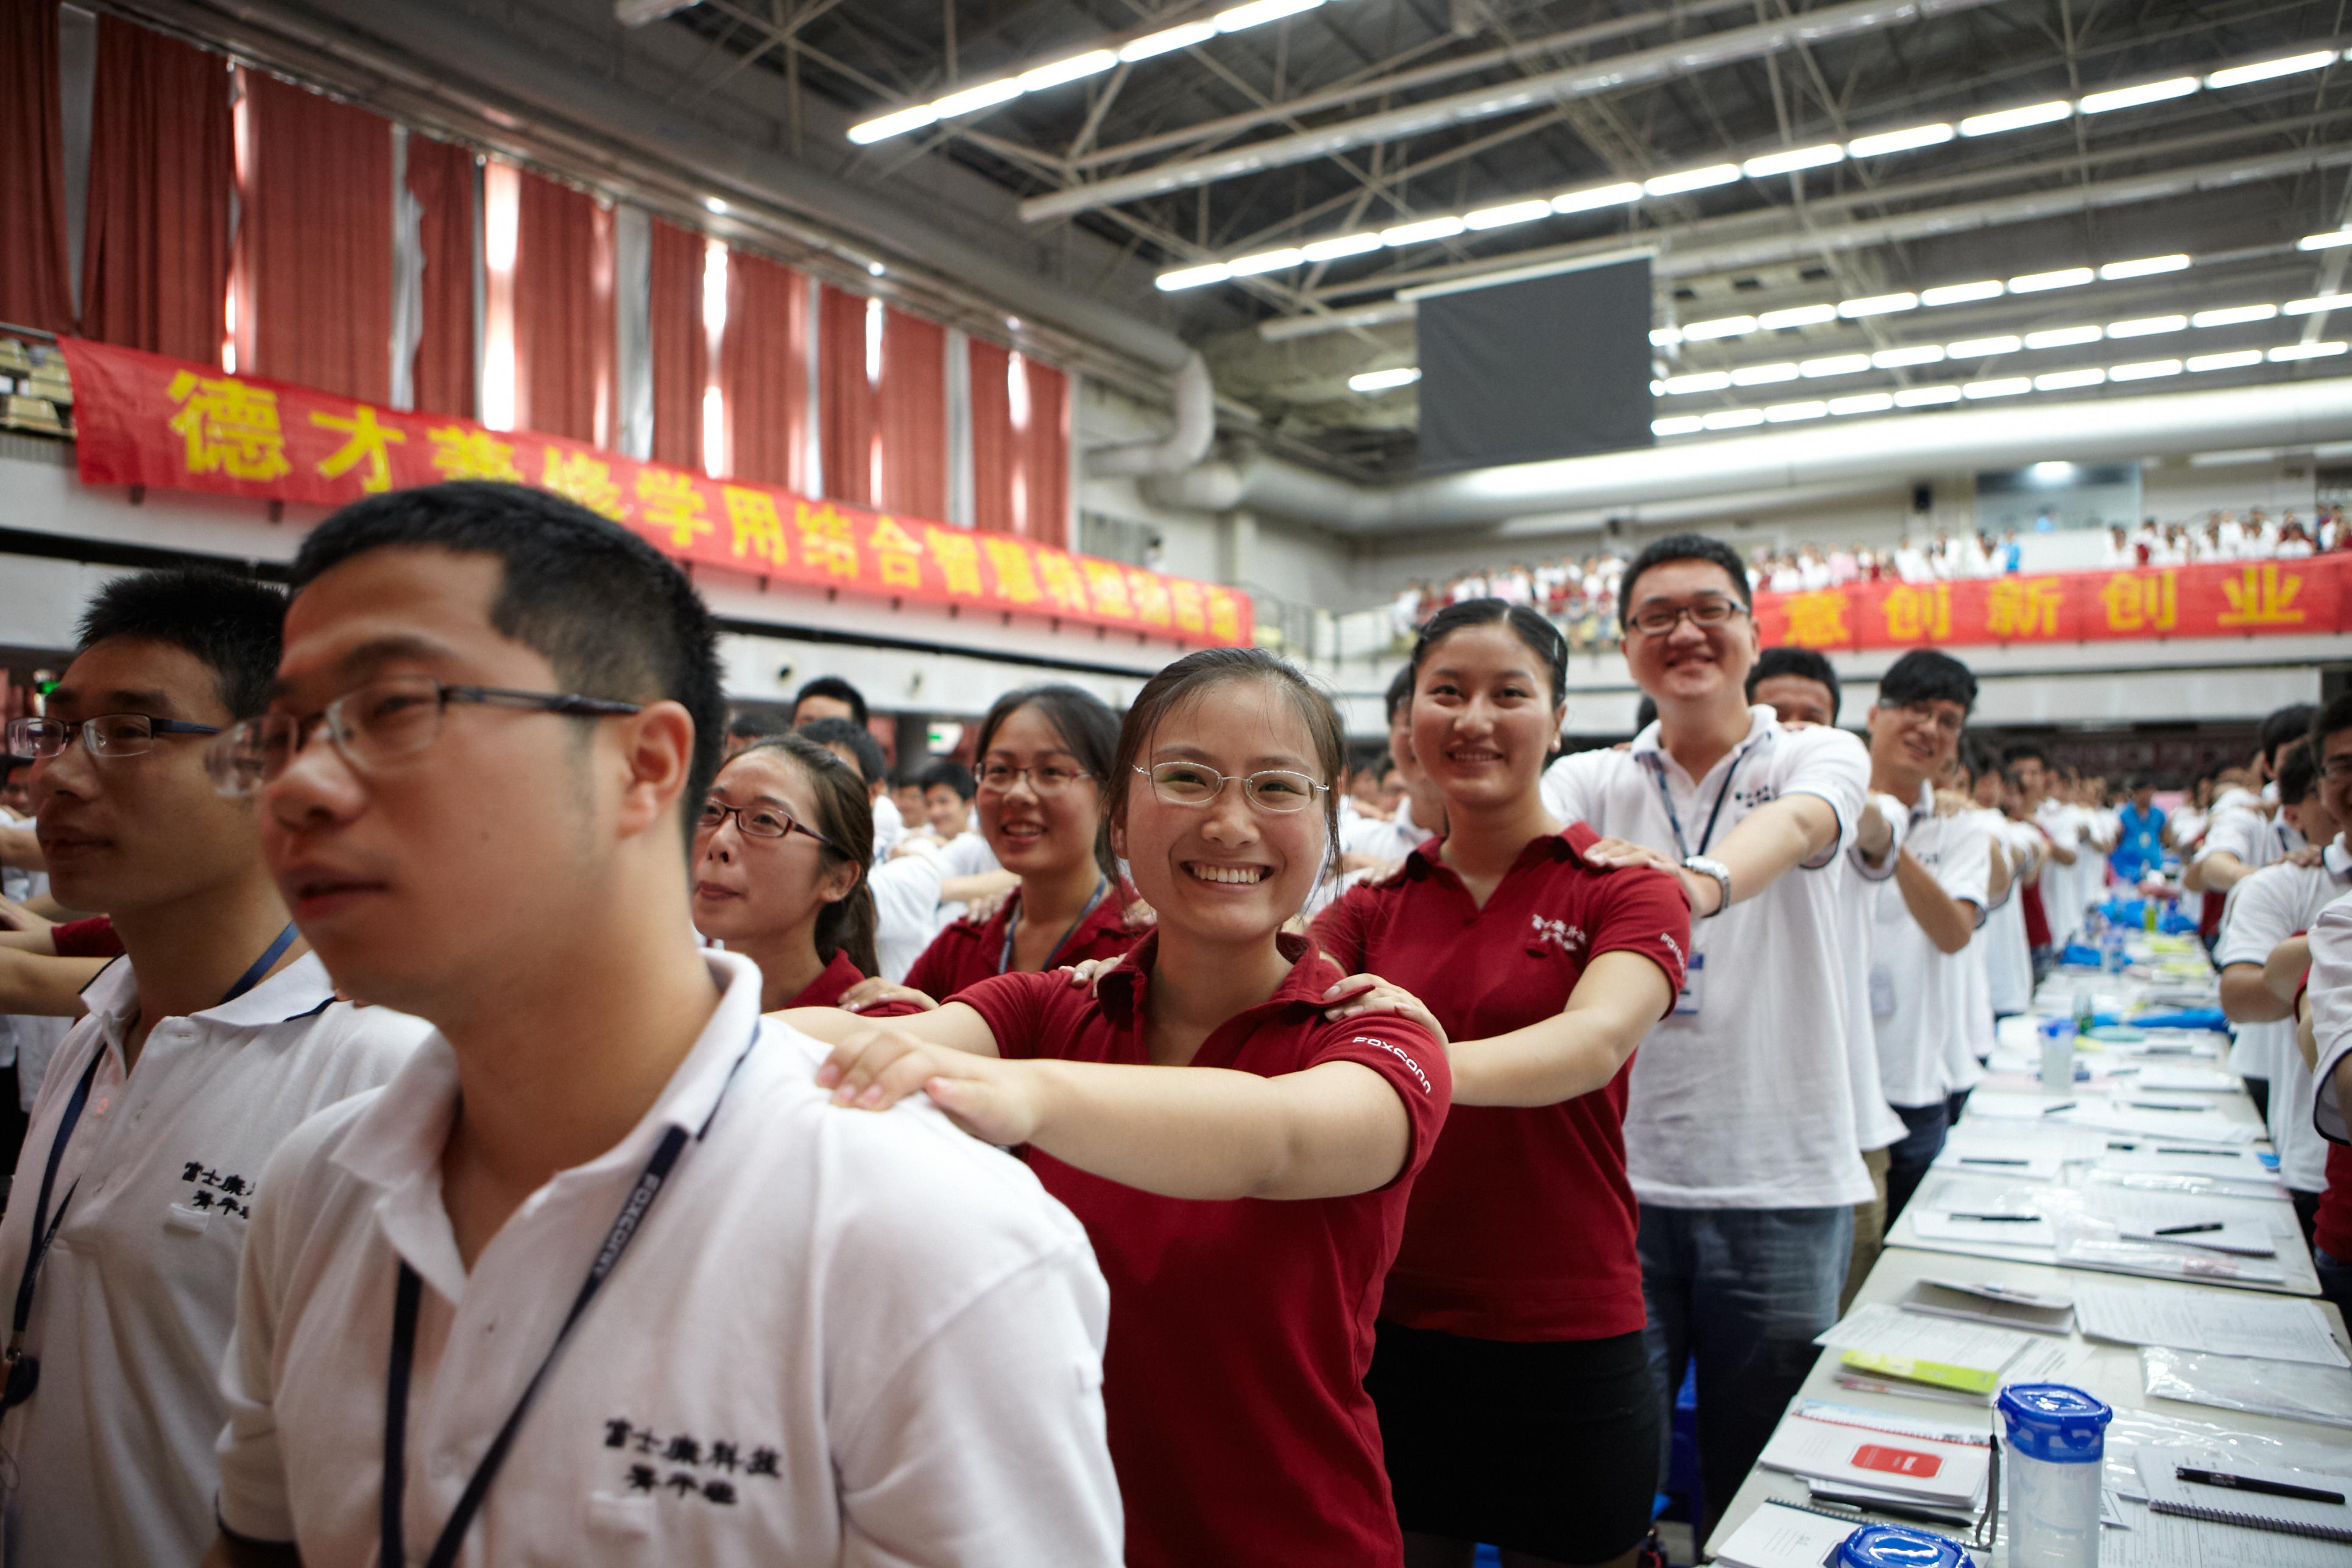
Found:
[1385,663,1415,728]
[1747,646,1842,722]
[2001,742,2049,769]
[918,757,975,799]
[793,676,870,730]
[1878,649,1977,715]
[726,707,792,743]
[76,566,288,721]
[1617,532,1753,628]
[1958,736,1998,784]
[799,716,886,787]
[2276,739,2320,806]
[2264,702,2320,769]
[289,481,725,840]
[2309,691,2352,758]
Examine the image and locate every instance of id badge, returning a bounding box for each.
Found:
[1673,953,1706,1017]
[1869,963,1896,1019]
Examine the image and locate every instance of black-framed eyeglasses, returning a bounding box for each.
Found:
[1889,698,1965,738]
[1625,598,1748,637]
[1135,761,1329,814]
[6,714,223,760]
[975,761,1095,796]
[698,797,832,848]
[2322,756,2352,782]
[206,674,642,797]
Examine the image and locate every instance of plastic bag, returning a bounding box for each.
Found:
[2141,1346,2352,1430]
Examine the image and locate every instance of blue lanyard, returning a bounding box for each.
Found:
[1650,741,1756,859]
[999,878,1109,975]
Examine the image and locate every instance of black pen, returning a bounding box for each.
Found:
[2156,1146,2237,1157]
[1959,1157,2029,1166]
[2128,1101,2199,1112]
[1952,1212,2039,1223]
[2154,1221,2223,1236]
[2174,1466,2347,1505]
[2041,1101,2078,1115]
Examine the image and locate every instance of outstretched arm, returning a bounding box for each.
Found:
[1438,950,1673,1107]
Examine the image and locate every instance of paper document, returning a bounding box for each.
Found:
[2136,1067,2241,1092]
[2073,1280,2351,1368]
[1900,1277,2076,1335]
[1912,1210,2055,1246]
[2138,1450,2352,1543]
[2117,1219,2275,1257]
[1757,1414,1990,1504]
[1815,1302,2035,1367]
[1712,1502,1862,1568]
[1934,1145,2065,1181]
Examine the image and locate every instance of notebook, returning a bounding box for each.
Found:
[1756,1413,1990,1505]
[1899,1277,2076,1336]
[2136,1451,2352,1544]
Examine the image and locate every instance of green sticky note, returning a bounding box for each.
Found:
[1838,1348,2000,1394]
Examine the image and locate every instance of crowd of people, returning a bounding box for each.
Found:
[1387,504,2350,653]
[0,483,2346,1568]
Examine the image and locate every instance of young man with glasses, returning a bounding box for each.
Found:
[1539,533,1871,1535]
[201,482,1118,1568]
[0,568,428,1568]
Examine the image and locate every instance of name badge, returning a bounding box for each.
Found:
[1673,953,1706,1017]
[1870,963,1896,1019]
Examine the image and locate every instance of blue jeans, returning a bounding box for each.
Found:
[1639,1202,1854,1538]
[1885,1101,1952,1226]
[2319,1248,2352,1323]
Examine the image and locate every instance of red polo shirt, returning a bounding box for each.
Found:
[955,933,1450,1568]
[1313,824,1688,1343]
[782,948,926,1017]
[2318,1144,2352,1264]
[902,883,1145,1001]
[50,916,123,959]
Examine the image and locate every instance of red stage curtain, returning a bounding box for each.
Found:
[722,247,810,490]
[819,284,876,504]
[877,306,947,518]
[79,19,233,364]
[241,72,391,402]
[0,0,74,334]
[404,135,475,418]
[648,217,707,471]
[970,338,1071,548]
[512,167,612,445]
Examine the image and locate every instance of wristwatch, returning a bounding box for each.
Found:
[1681,855,1732,918]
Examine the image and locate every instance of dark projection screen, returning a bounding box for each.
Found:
[1415,256,1655,476]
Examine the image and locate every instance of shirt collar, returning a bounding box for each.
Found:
[787,949,866,1010]
[79,945,339,1034]
[1093,929,1329,1031]
[1630,704,1776,780]
[2329,836,2352,878]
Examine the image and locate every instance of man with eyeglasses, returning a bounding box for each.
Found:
[0,567,428,1568]
[1539,532,1871,1533]
[201,482,1117,1568]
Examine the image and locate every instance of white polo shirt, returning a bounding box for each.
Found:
[2214,811,2311,1084]
[1983,818,2038,1016]
[2309,888,2352,1144]
[1542,706,1874,1209]
[0,950,427,1568]
[2213,841,2352,1194]
[215,950,1121,1566]
[1952,808,2009,1087]
[1870,789,1993,1108]
[1837,794,1909,1154]
[869,839,945,983]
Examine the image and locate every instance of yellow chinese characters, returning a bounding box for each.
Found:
[794,501,861,579]
[2099,570,2177,634]
[309,406,405,494]
[1127,570,1174,629]
[722,487,788,568]
[981,537,1042,604]
[1985,576,2064,640]
[1881,582,1950,643]
[925,526,985,597]
[541,448,627,522]
[425,426,523,483]
[2218,562,2306,627]
[166,371,291,482]
[1168,581,1207,636]
[1080,560,1135,620]
[869,517,925,590]
[636,468,713,550]
[1779,590,1851,649]
[1037,553,1090,615]
[1206,588,1244,645]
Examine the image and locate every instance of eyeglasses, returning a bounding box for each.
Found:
[205,674,642,797]
[6,714,223,760]
[1888,699,1965,738]
[2322,756,2352,782]
[1625,598,1748,637]
[1134,761,1328,814]
[699,797,832,848]
[975,761,1095,796]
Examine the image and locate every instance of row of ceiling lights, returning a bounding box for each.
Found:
[1151,45,2348,291]
[1648,255,2193,347]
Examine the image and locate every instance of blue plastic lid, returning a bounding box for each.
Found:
[1833,1522,1978,1568]
[1997,1383,2111,1464]
[2038,1019,2075,1040]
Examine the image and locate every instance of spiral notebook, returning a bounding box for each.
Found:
[2136,1451,2352,1544]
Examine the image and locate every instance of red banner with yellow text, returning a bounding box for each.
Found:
[1754,557,2351,651]
[57,338,1252,647]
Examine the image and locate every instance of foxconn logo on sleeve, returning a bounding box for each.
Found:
[1353,1036,1433,1095]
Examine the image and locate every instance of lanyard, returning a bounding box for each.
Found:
[999,877,1109,975]
[1650,742,1755,859]
[382,1025,761,1568]
[1,922,297,1411]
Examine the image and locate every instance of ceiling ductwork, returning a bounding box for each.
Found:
[1086,352,1217,476]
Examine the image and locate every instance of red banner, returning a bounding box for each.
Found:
[1753,556,2352,651]
[56,338,1252,647]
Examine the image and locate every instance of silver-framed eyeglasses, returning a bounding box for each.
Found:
[1625,597,1748,637]
[1135,761,1328,814]
[7,714,223,760]
[975,760,1095,796]
[698,797,832,848]
[205,673,642,797]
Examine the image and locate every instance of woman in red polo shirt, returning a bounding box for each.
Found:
[789,647,1453,1568]
[1313,598,1690,1568]
[691,734,924,1015]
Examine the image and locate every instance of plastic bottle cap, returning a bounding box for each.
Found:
[1833,1522,1979,1568]
[1997,1382,2112,1464]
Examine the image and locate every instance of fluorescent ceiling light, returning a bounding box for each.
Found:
[1872,345,1946,367]
[2107,314,2187,337]
[1731,362,1803,384]
[1829,392,1897,415]
[1156,262,1232,291]
[1683,315,1758,340]
[1227,246,1305,276]
[2099,254,2191,280]
[2191,303,2279,327]
[1758,303,1838,330]
[1664,371,1734,394]
[1922,280,2005,306]
[2079,77,2198,113]
[2035,368,2107,390]
[1464,199,1555,230]
[1649,327,1685,346]
[1895,384,1963,406]
[2286,294,2352,315]
[1965,378,2032,398]
[2270,341,2349,360]
[2206,51,2337,89]
[1380,217,1465,246]
[1645,164,1740,196]
[931,77,1023,118]
[1765,401,1829,422]
[847,104,942,144]
[2300,229,2352,250]
[1019,51,1120,91]
[704,197,728,214]
[2186,350,2264,372]
[1743,144,1844,177]
[1840,292,1919,317]
[1653,415,1706,436]
[1946,334,2023,357]
[1847,123,1954,157]
[1212,0,1323,30]
[1555,182,1645,213]
[1348,366,1421,392]
[1120,20,1217,60]
[2010,267,2095,292]
[1701,408,1767,429]
[616,0,702,25]
[1800,354,1873,377]
[2108,358,2183,380]
[1960,101,2072,136]
[1301,231,1383,261]
[2024,326,2103,349]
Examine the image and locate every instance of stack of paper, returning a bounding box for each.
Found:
[2074,1280,2352,1368]
[1899,1277,2076,1335]
[1713,1502,1867,1568]
[1815,1302,2033,1394]
[1757,1412,1991,1508]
